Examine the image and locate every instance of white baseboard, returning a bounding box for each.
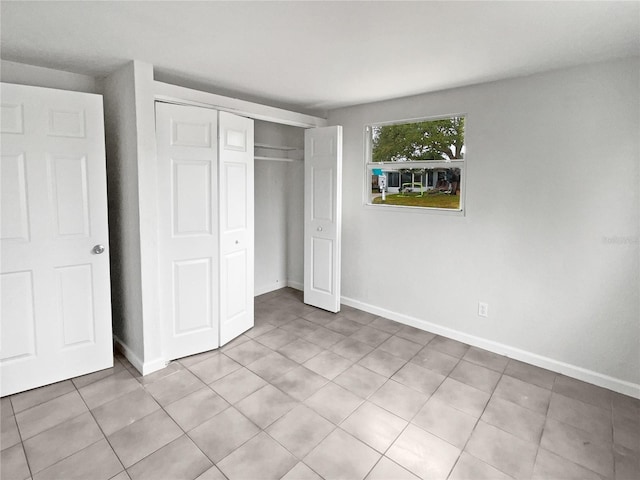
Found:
[255,281,288,297]
[255,278,304,296]
[113,335,166,376]
[341,295,640,399]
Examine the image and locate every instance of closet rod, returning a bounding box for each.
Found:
[254,156,298,162]
[254,143,299,151]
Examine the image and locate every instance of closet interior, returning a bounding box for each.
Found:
[254,120,305,297]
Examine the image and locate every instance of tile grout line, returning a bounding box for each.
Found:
[261,412,338,479]
[23,355,202,478]
[336,336,498,479]
[7,399,34,480]
[14,396,109,473]
[129,353,252,479]
[208,312,403,479]
[446,364,512,480]
[608,392,616,480]
[401,345,467,480]
[435,350,470,480]
[302,331,458,478]
[102,359,232,479]
[76,354,154,477]
[146,378,234,480]
[180,322,336,479]
[529,372,555,480]
[330,334,457,480]
[75,385,127,480]
[540,385,613,479]
[6,358,128,478]
[23,373,126,478]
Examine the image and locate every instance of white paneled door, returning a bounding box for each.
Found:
[155,104,254,357]
[156,103,220,360]
[0,83,112,396]
[218,111,254,345]
[304,126,343,312]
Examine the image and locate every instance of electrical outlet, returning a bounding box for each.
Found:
[478,302,489,318]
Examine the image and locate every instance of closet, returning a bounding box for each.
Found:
[103,61,342,374]
[254,120,305,296]
[153,106,343,364]
[253,120,344,313]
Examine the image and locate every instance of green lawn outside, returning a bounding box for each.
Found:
[372,192,460,209]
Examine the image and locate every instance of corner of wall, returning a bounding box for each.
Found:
[103,62,145,365]
[131,61,163,365]
[113,335,166,376]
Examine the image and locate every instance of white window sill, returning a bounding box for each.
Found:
[363,202,465,216]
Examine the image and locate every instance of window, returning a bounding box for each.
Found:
[365,116,465,211]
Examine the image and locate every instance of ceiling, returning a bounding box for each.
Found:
[1,1,638,116]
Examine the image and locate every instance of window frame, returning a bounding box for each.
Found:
[363,114,467,215]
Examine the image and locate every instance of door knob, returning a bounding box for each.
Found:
[317,227,323,232]
[92,244,105,255]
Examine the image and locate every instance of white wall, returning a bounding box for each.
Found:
[1,59,101,93]
[103,61,163,374]
[133,63,163,371]
[254,121,305,294]
[102,62,144,364]
[254,160,288,294]
[286,159,305,289]
[328,57,640,394]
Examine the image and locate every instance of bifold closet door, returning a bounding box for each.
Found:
[1,83,112,396]
[155,102,220,360]
[304,126,343,313]
[218,111,254,345]
[156,104,254,359]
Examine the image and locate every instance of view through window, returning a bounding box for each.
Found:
[366,116,465,210]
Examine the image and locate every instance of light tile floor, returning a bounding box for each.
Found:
[1,288,639,480]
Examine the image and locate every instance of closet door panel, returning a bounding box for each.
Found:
[223,162,248,230]
[172,159,212,236]
[156,102,219,361]
[172,258,213,333]
[0,152,29,241]
[223,250,248,319]
[304,126,343,313]
[219,111,254,346]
